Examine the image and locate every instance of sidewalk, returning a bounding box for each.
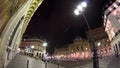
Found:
[6,54,64,68]
[106,56,120,68]
[6,54,120,68]
[76,55,120,68]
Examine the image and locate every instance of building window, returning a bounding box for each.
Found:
[119,41,120,49]
[116,1,120,6]
[77,46,79,51]
[81,46,84,51]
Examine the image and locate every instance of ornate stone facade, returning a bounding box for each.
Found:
[20,38,46,58]
[54,38,91,60]
[103,0,120,56]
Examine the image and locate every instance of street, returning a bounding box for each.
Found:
[6,54,120,68]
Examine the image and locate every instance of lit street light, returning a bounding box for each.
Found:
[42,42,47,54]
[31,45,35,49]
[42,42,48,68]
[74,9,80,15]
[43,42,47,47]
[74,1,99,68]
[81,2,87,8]
[97,42,101,47]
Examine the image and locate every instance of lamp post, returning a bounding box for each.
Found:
[74,2,99,68]
[42,42,48,68]
[42,42,47,54]
[42,42,48,58]
[30,45,34,57]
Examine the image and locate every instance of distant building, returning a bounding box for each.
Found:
[20,38,47,58]
[54,37,92,60]
[95,38,112,58]
[54,47,68,59]
[86,27,108,41]
[103,0,120,55]
[68,38,91,59]
[86,27,111,57]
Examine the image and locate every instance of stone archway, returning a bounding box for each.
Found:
[0,0,43,68]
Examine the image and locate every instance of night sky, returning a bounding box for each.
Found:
[25,0,108,53]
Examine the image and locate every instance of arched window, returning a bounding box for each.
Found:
[81,46,84,51]
[105,49,107,53]
[115,44,118,51]
[119,41,120,49]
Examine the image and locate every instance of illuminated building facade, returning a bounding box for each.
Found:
[86,27,111,58]
[54,47,69,59]
[95,38,112,58]
[54,37,92,60]
[68,38,91,59]
[103,0,120,55]
[20,38,46,58]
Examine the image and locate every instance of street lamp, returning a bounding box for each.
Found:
[31,45,35,49]
[43,42,47,47]
[42,42,48,54]
[74,2,99,68]
[42,42,48,68]
[97,42,101,47]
